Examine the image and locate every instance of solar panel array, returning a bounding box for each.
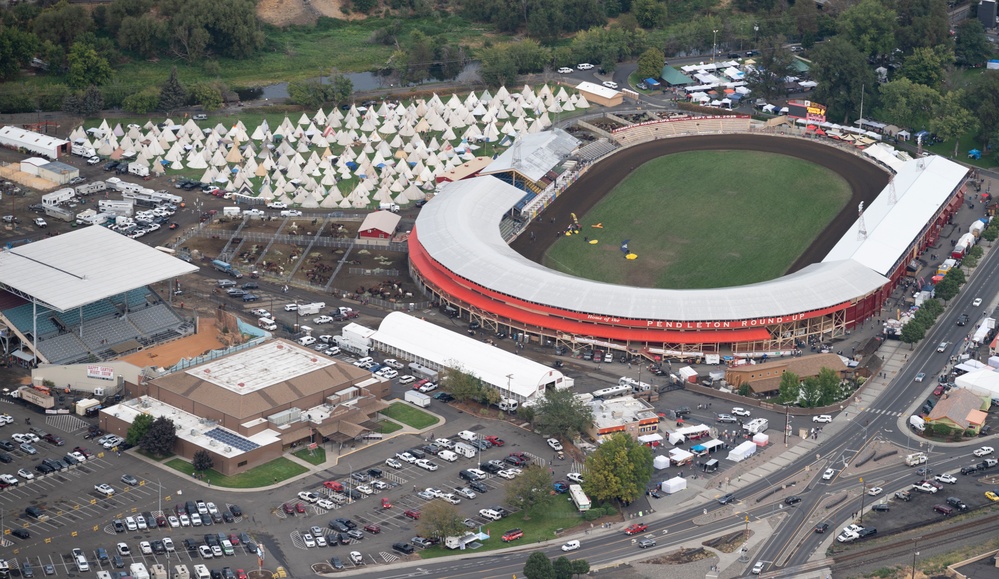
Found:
[204,427,259,452]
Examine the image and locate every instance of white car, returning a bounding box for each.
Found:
[867,486,883,496]
[281,209,303,217]
[496,470,515,479]
[973,446,994,457]
[162,537,175,552]
[398,375,416,385]
[506,467,523,476]
[372,480,389,490]
[822,468,836,480]
[87,156,102,165]
[198,545,213,559]
[190,513,203,526]
[168,515,180,528]
[418,381,438,393]
[244,209,265,217]
[298,336,316,346]
[813,415,833,423]
[751,561,765,575]
[547,438,563,451]
[356,484,373,495]
[577,63,594,70]
[211,545,223,558]
[95,483,116,496]
[0,474,18,485]
[416,459,439,471]
[16,469,33,480]
[315,534,328,547]
[457,487,477,499]
[179,514,191,527]
[912,482,938,493]
[426,487,444,498]
[396,452,417,463]
[934,473,957,484]
[284,303,298,311]
[317,498,335,510]
[377,368,399,379]
[313,316,334,324]
[302,533,316,548]
[117,542,131,556]
[567,472,584,483]
[350,551,363,565]
[731,407,751,417]
[383,359,404,369]
[557,67,573,74]
[973,298,983,307]
[440,493,461,504]
[267,202,288,209]
[298,491,320,503]
[602,81,618,89]
[385,458,403,469]
[206,502,219,515]
[139,541,153,555]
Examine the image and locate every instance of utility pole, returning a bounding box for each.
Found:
[783,405,790,447]
[712,30,720,65]
[858,477,866,524]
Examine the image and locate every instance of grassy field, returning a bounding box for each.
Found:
[419,495,585,558]
[292,446,327,465]
[543,150,852,289]
[376,419,404,434]
[381,401,440,429]
[165,457,308,488]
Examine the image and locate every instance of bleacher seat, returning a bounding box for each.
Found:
[36,333,89,364]
[128,304,184,335]
[3,304,59,337]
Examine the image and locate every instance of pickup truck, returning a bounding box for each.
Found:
[894,490,912,502]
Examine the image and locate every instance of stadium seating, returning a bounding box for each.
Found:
[127,304,184,335]
[35,333,89,364]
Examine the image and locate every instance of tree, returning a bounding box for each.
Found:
[192,449,214,472]
[66,42,113,89]
[570,559,590,576]
[401,30,434,84]
[189,82,224,111]
[32,0,92,50]
[876,78,939,130]
[836,0,897,60]
[930,89,977,157]
[636,47,662,80]
[140,416,177,457]
[583,432,653,505]
[800,376,821,408]
[123,87,159,114]
[934,276,959,302]
[816,367,840,406]
[955,19,990,67]
[533,387,594,441]
[553,556,573,579]
[523,551,555,579]
[479,48,518,88]
[505,465,554,513]
[894,0,950,53]
[159,67,187,112]
[416,500,465,541]
[965,72,999,149]
[287,79,330,109]
[0,27,40,81]
[632,0,665,29]
[125,413,154,447]
[118,14,164,58]
[790,0,819,47]
[810,37,877,122]
[899,46,950,90]
[900,319,926,347]
[777,371,800,405]
[745,36,794,101]
[982,225,999,243]
[63,85,105,116]
[443,364,487,403]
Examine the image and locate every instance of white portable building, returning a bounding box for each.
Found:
[678,366,698,382]
[661,476,687,494]
[653,455,670,470]
[727,440,757,462]
[752,433,769,446]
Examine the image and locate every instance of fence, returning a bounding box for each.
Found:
[187,228,409,252]
[347,268,401,277]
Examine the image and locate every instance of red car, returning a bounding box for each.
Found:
[282,503,295,515]
[236,570,248,579]
[932,384,945,396]
[404,509,421,520]
[624,523,648,535]
[228,533,240,546]
[323,480,344,492]
[501,528,524,542]
[364,523,381,534]
[294,502,306,514]
[485,436,505,447]
[381,498,393,509]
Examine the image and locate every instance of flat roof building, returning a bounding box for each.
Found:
[0,126,69,159]
[588,396,660,442]
[574,81,623,107]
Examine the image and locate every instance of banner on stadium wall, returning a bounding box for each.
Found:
[787,100,826,123]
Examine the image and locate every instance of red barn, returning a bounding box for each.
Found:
[358,210,402,240]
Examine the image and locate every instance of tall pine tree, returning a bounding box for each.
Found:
[159,67,187,112]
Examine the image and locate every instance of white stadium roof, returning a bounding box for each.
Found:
[824,155,969,276]
[482,128,579,182]
[415,176,890,322]
[373,312,567,400]
[0,226,198,311]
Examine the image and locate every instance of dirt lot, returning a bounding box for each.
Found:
[256,0,359,26]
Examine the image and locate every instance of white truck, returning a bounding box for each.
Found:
[258,318,277,331]
[904,452,928,466]
[71,139,96,158]
[744,418,769,435]
[127,162,149,178]
[297,302,326,315]
[405,390,431,408]
[379,202,400,212]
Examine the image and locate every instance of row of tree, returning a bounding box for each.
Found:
[125,414,178,457]
[776,367,846,408]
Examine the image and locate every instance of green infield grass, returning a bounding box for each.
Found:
[543,150,851,289]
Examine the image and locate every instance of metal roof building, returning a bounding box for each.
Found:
[0,126,69,159]
[0,226,198,311]
[482,128,579,182]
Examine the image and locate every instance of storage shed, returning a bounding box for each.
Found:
[574,81,623,107]
[358,210,402,240]
[38,160,79,185]
[0,126,69,159]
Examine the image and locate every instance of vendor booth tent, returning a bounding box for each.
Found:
[661,476,687,495]
[653,455,670,470]
[727,440,757,462]
[668,447,694,466]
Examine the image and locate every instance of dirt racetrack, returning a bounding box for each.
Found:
[511,134,890,278]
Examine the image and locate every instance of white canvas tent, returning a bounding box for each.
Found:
[727,440,757,462]
[661,476,687,495]
[653,455,670,470]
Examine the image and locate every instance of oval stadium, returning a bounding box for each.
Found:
[408,116,970,358]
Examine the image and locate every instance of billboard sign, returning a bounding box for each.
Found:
[787,100,826,123]
[87,365,115,380]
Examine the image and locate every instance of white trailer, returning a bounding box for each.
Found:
[75,209,108,226]
[223,207,241,217]
[43,205,74,222]
[75,181,106,195]
[98,199,134,216]
[127,162,149,178]
[744,418,769,434]
[42,188,75,207]
[404,390,431,407]
[71,140,96,158]
[297,302,326,315]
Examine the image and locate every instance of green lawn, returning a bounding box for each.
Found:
[293,446,327,465]
[377,419,404,434]
[381,401,440,430]
[165,457,308,488]
[543,150,852,289]
[419,495,585,558]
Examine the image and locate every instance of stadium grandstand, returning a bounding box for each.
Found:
[480,128,580,214]
[0,227,198,365]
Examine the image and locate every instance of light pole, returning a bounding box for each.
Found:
[858,477,866,524]
[910,540,920,579]
[506,374,514,414]
[753,24,759,49]
[712,29,719,65]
